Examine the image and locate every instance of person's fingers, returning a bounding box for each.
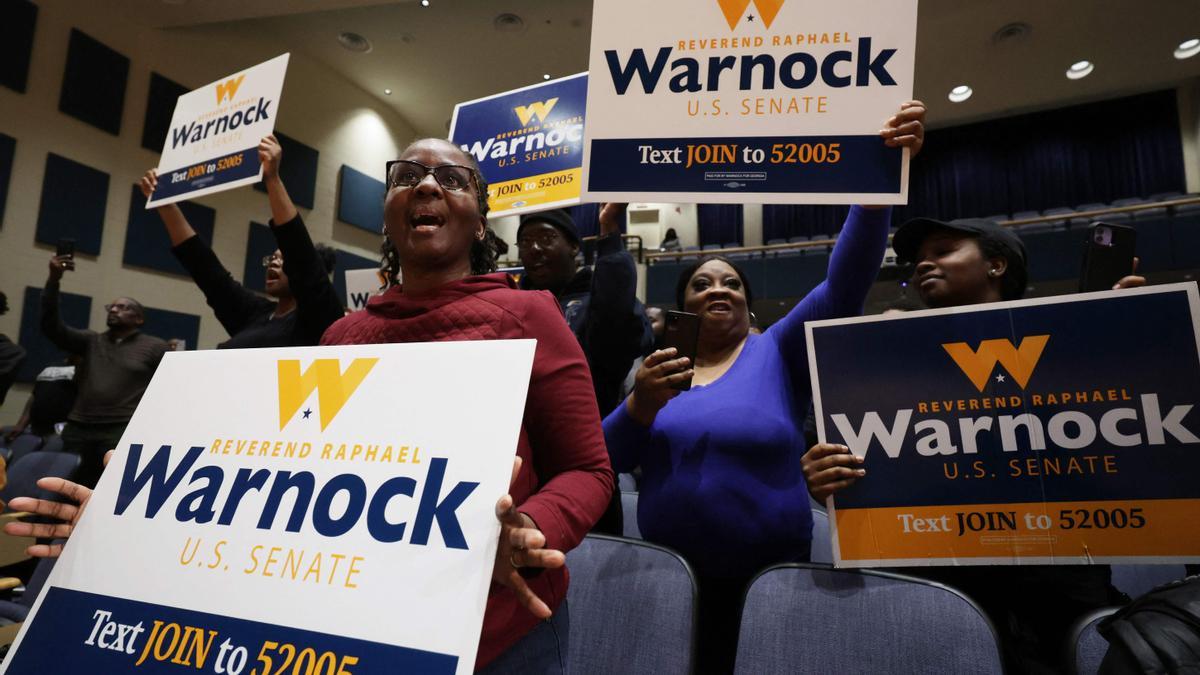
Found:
[512,547,565,570]
[36,476,91,505]
[495,493,520,524]
[1131,256,1140,274]
[805,443,853,461]
[658,369,694,387]
[892,105,926,123]
[886,120,923,138]
[813,476,862,499]
[4,520,72,539]
[642,348,678,370]
[1113,275,1146,290]
[806,453,862,475]
[651,356,690,378]
[508,526,546,552]
[503,571,552,619]
[102,450,114,468]
[25,542,65,559]
[6,495,79,521]
[809,465,866,486]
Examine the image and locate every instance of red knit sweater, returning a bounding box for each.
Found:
[321,273,613,670]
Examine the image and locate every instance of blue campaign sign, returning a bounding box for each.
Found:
[450,73,587,217]
[806,284,1200,566]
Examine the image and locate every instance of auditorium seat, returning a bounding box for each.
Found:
[1111,197,1147,208]
[766,238,786,246]
[981,214,1008,224]
[620,491,641,539]
[1111,564,1187,599]
[40,434,64,454]
[1067,607,1117,675]
[722,242,741,249]
[1131,204,1168,220]
[0,543,62,625]
[735,565,1003,675]
[1072,203,1109,226]
[1041,206,1076,228]
[566,534,697,674]
[702,244,721,251]
[726,252,753,260]
[5,435,43,466]
[0,451,81,513]
[617,472,637,492]
[1148,191,1182,202]
[811,508,833,564]
[1011,210,1041,222]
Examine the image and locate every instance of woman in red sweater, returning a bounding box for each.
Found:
[320,138,614,673]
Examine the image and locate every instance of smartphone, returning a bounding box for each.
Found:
[1079,222,1136,292]
[56,238,76,259]
[662,310,700,391]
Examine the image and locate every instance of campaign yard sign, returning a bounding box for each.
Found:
[147,54,290,208]
[807,284,1200,567]
[450,73,587,217]
[581,0,917,204]
[3,341,536,675]
[344,268,386,312]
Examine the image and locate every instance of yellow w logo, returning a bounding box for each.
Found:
[941,336,1050,392]
[716,0,785,29]
[215,74,246,104]
[514,98,559,126]
[277,358,378,431]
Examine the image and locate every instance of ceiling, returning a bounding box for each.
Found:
[125,0,1200,138]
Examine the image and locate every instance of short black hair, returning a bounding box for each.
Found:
[976,233,1028,300]
[313,243,338,277]
[0,291,8,316]
[674,255,755,310]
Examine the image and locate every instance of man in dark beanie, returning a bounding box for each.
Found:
[518,205,653,417]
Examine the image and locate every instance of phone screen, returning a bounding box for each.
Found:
[56,238,76,258]
[1079,223,1136,292]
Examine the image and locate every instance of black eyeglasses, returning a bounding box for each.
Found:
[261,253,283,267]
[105,303,136,313]
[517,231,563,250]
[386,160,477,192]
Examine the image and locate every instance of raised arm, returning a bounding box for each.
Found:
[40,257,92,354]
[260,136,345,345]
[140,170,196,246]
[768,101,926,359]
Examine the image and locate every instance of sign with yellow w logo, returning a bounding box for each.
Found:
[716,0,786,29]
[807,284,1200,569]
[942,335,1049,392]
[513,98,559,126]
[6,341,538,674]
[277,358,378,431]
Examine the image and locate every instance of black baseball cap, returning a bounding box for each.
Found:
[892,217,1027,267]
[518,209,581,247]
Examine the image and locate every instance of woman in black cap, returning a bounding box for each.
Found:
[803,216,1143,673]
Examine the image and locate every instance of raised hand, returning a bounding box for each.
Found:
[880,100,926,159]
[801,443,865,503]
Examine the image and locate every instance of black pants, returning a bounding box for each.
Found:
[61,421,127,488]
[695,541,812,675]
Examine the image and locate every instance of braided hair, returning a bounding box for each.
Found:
[379,140,499,287]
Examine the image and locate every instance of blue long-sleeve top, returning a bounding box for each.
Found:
[602,206,891,578]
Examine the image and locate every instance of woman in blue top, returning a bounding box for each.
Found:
[603,101,926,673]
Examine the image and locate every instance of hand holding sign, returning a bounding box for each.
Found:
[493,456,565,619]
[598,202,627,237]
[880,100,926,158]
[259,134,283,181]
[801,442,864,502]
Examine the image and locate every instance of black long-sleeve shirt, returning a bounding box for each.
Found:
[171,214,344,349]
[40,282,167,425]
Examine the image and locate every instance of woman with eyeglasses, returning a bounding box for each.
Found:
[139,134,344,349]
[320,138,613,674]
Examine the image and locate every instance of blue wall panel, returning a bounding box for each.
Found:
[36,153,109,255]
[123,185,216,276]
[337,164,385,233]
[141,306,200,349]
[58,29,129,136]
[17,286,92,382]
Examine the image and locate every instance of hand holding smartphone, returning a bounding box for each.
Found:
[55,238,76,272]
[1079,223,1135,292]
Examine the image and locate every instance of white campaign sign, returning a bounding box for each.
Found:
[581,0,917,204]
[345,268,386,311]
[147,54,290,208]
[3,341,535,675]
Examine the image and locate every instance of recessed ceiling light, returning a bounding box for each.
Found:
[384,88,392,95]
[1176,38,1200,60]
[948,85,973,103]
[543,74,551,80]
[420,0,430,6]
[337,32,373,53]
[1066,60,1094,80]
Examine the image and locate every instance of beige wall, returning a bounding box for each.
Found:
[0,1,417,422]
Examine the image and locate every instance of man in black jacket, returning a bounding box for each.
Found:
[517,206,653,417]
